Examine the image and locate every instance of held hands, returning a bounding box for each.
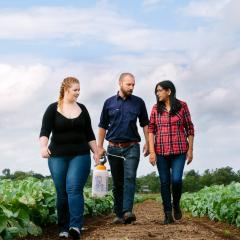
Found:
[97,146,106,160]
[149,152,156,166]
[41,146,51,158]
[186,149,193,165]
[93,152,100,166]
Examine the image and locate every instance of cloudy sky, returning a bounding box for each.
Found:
[0,0,239,176]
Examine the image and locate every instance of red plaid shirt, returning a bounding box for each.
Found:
[149,100,194,156]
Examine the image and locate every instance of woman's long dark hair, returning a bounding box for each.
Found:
[155,80,182,115]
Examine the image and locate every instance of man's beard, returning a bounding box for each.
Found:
[121,88,133,97]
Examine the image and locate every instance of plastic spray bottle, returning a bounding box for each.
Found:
[91,154,108,198]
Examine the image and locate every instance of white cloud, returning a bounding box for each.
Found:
[0,48,239,176]
[0,63,51,111]
[0,7,208,52]
[194,122,240,173]
[180,0,232,18]
[0,1,240,176]
[142,0,168,7]
[0,7,138,45]
[205,88,228,102]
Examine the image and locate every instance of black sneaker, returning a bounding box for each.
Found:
[173,206,182,220]
[163,211,174,224]
[69,227,80,239]
[112,216,124,224]
[123,212,136,224]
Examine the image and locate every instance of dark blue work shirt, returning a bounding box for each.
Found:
[98,93,149,142]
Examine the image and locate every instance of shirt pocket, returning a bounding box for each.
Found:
[126,109,138,122]
[108,108,120,121]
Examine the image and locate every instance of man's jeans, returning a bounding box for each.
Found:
[48,154,91,231]
[107,143,140,217]
[156,154,186,213]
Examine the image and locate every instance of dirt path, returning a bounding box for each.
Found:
[19,200,240,240]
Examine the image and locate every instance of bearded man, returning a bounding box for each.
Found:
[98,73,149,224]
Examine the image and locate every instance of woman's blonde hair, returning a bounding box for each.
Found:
[57,76,79,112]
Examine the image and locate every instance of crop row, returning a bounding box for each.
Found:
[181,182,240,227]
[0,178,113,240]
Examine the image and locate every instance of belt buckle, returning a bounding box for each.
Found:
[119,142,125,147]
[121,142,131,147]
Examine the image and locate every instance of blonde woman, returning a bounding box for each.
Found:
[39,77,99,239]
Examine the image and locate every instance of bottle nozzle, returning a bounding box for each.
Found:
[99,154,107,165]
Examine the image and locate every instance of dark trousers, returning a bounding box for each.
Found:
[107,143,140,217]
[156,154,186,212]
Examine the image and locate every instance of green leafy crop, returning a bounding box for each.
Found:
[181,182,240,227]
[0,178,113,240]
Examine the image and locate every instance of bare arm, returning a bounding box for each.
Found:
[149,132,156,166]
[98,127,107,157]
[39,136,51,158]
[182,102,194,165]
[186,135,194,165]
[88,140,99,165]
[142,125,149,157]
[149,132,155,154]
[88,140,98,153]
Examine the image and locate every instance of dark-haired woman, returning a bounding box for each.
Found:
[148,80,194,224]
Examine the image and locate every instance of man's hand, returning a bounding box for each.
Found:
[186,149,193,165]
[98,146,106,159]
[143,143,149,157]
[149,152,156,166]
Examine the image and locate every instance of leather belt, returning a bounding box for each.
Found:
[109,141,138,148]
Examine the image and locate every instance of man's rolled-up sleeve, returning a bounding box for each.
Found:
[98,100,109,129]
[139,100,149,127]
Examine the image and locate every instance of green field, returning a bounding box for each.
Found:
[181,182,240,227]
[1,178,240,240]
[0,178,113,240]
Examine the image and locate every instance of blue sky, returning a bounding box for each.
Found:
[0,0,239,176]
[0,0,207,59]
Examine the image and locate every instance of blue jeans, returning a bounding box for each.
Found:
[107,143,140,217]
[48,154,91,232]
[156,154,186,213]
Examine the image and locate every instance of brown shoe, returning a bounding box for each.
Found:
[112,216,124,224]
[123,212,136,224]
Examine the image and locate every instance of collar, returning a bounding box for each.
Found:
[116,91,132,100]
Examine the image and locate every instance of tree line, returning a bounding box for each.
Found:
[1,166,240,193]
[135,166,240,193]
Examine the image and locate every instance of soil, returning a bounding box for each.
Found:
[18,200,240,240]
